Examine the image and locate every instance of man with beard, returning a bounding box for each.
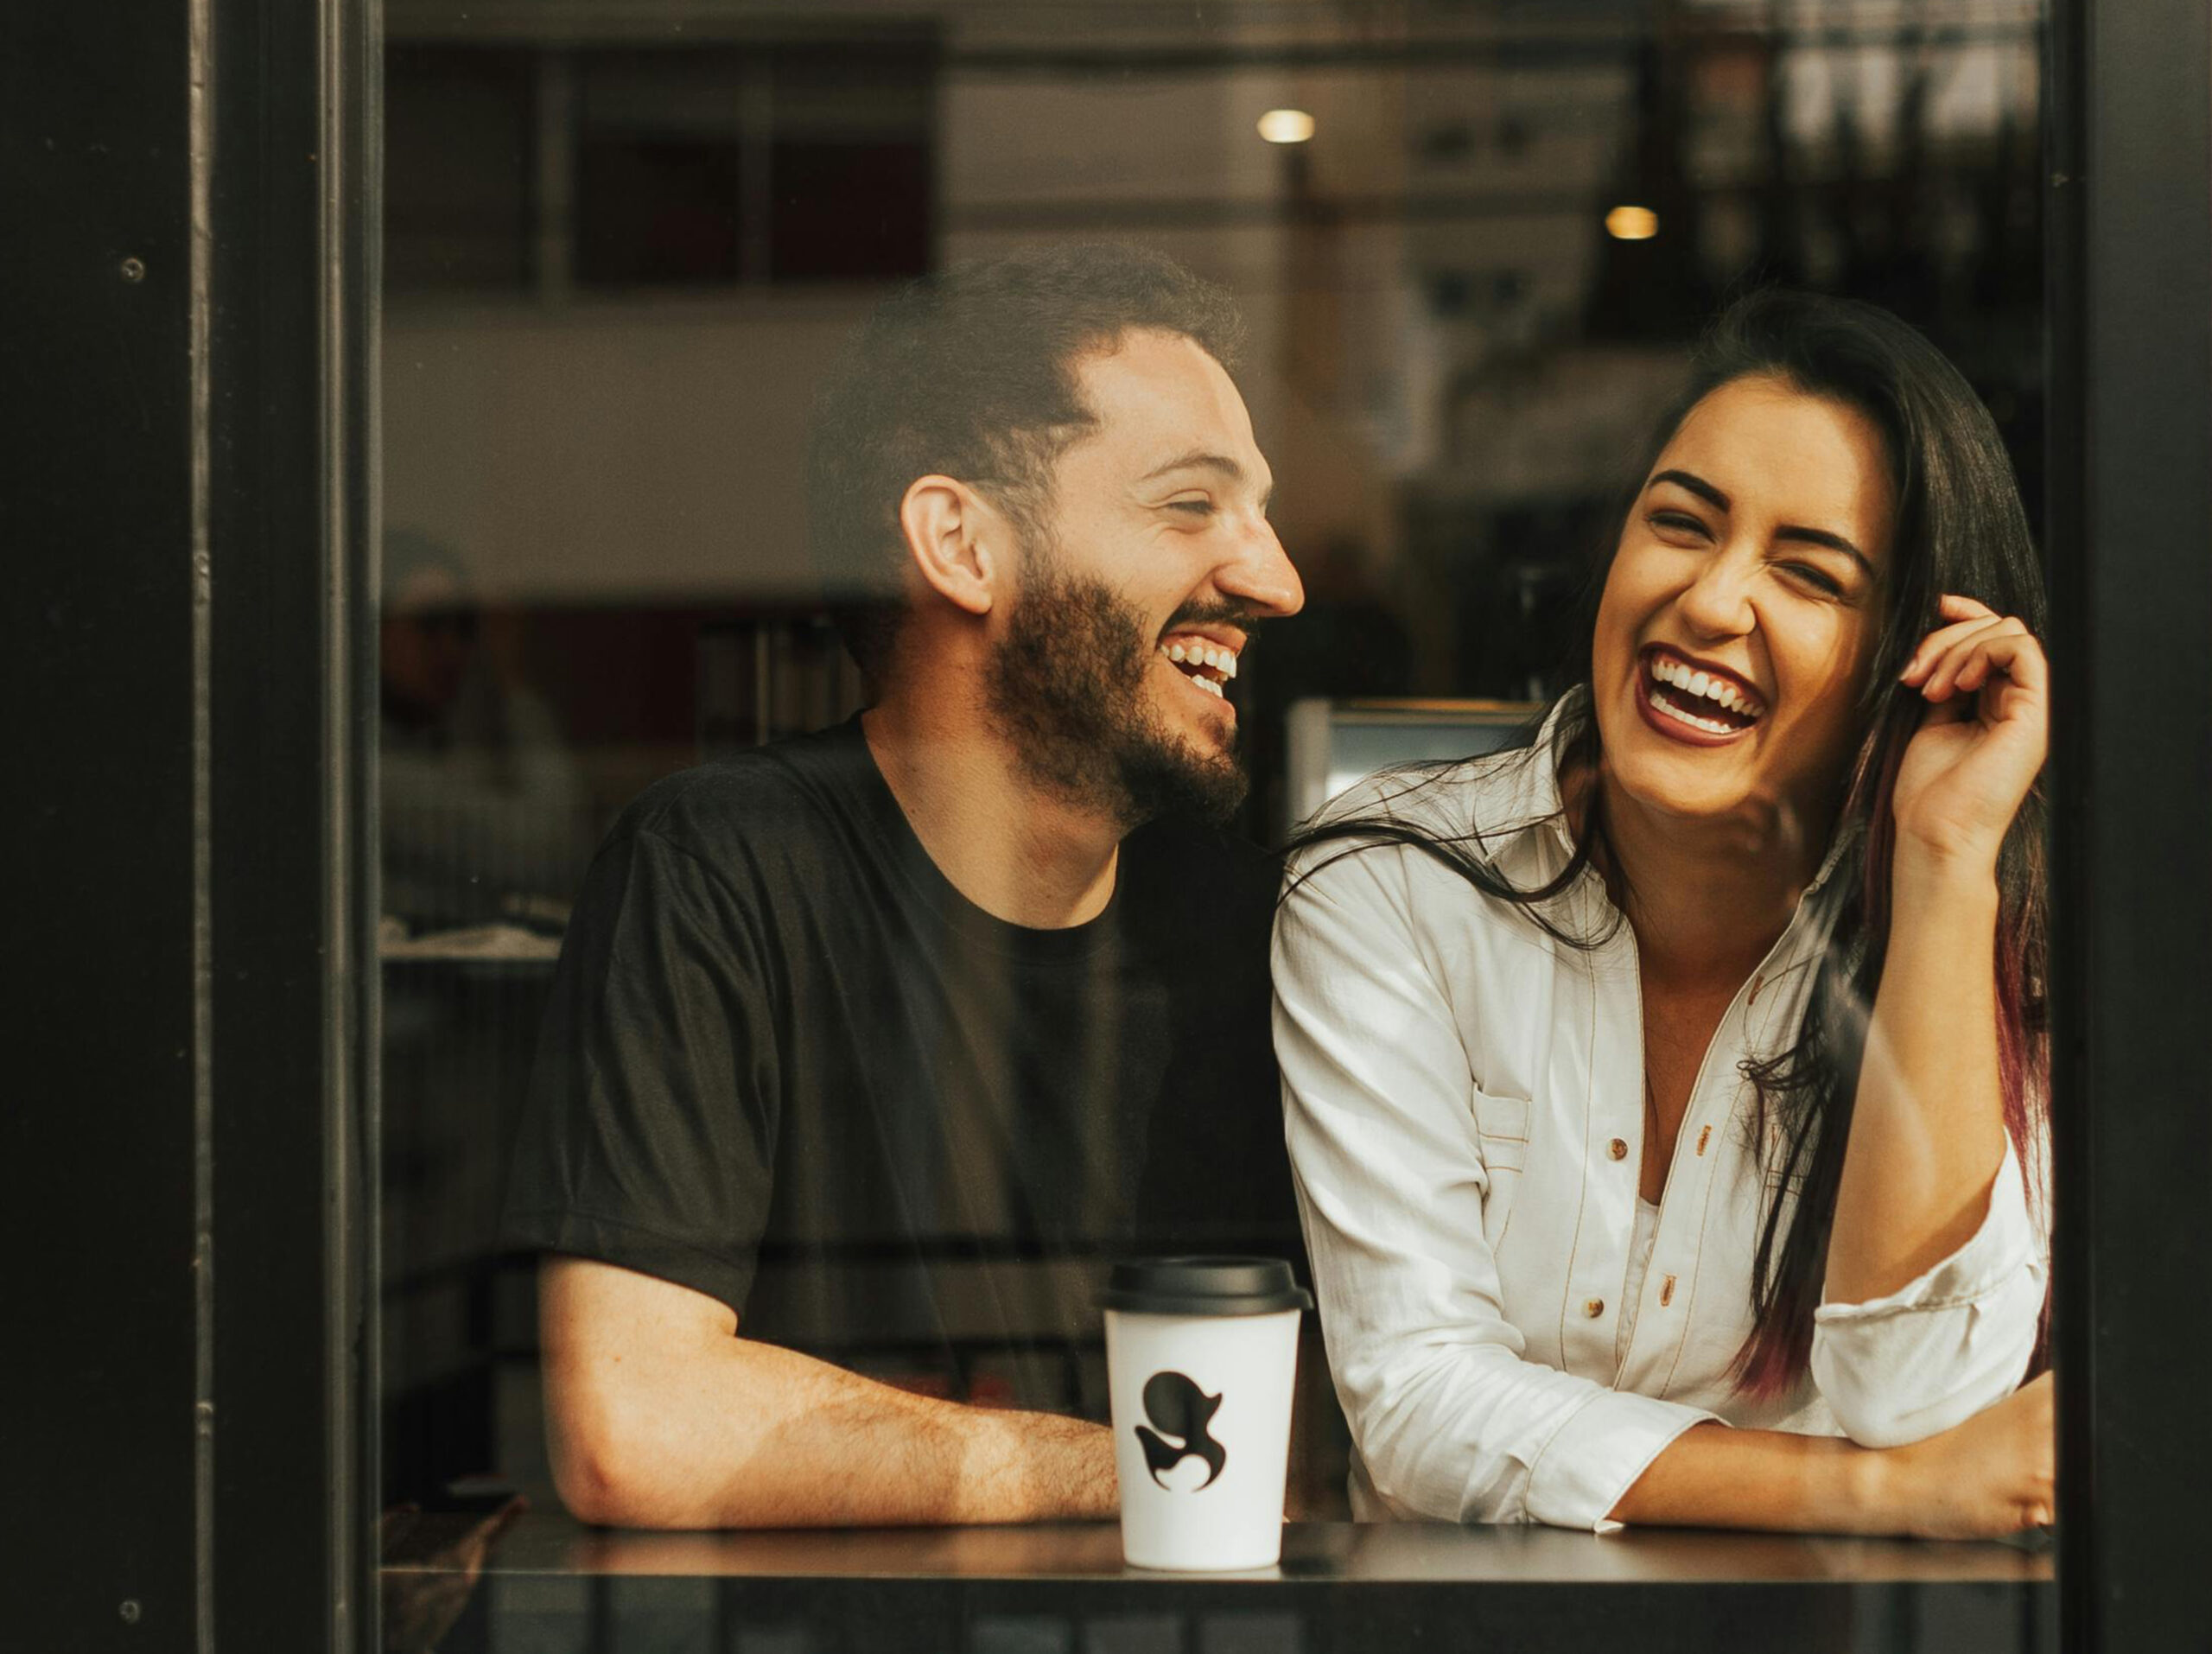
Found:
[503,245,1306,1527]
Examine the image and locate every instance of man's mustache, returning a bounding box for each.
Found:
[1160,605,1269,658]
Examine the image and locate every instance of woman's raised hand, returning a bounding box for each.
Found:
[1883,1373,2056,1540]
[1892,594,2050,873]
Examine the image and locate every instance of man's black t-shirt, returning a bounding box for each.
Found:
[501,717,1298,1417]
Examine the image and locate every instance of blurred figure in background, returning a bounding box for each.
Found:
[380,528,585,936]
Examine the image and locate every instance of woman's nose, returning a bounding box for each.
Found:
[1676,550,1757,638]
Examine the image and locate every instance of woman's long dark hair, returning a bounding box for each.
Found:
[1285,289,2049,1395]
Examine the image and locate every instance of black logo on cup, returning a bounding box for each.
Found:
[1135,1371,1228,1491]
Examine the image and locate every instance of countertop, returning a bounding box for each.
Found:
[385,1510,2055,1653]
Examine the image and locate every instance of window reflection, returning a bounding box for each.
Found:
[378,0,2049,1584]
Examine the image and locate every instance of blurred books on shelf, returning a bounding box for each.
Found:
[696,612,868,758]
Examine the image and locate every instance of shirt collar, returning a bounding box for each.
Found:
[1501,687,1862,905]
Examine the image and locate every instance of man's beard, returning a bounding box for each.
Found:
[985,553,1249,830]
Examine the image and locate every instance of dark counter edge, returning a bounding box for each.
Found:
[384,1517,2053,1652]
[385,1511,2053,1587]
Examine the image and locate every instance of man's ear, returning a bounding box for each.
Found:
[898,476,1006,619]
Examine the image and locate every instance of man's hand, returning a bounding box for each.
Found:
[379,1495,527,1654]
[540,1256,1118,1529]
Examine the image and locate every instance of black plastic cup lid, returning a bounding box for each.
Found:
[1097,1256,1314,1318]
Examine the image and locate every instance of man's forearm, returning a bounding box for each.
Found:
[548,1329,1118,1530]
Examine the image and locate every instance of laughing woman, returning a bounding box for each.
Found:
[1274,289,2052,1536]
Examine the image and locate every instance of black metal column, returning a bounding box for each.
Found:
[2047,0,2212,1647]
[204,0,382,1646]
[4,3,201,1642]
[4,0,379,1647]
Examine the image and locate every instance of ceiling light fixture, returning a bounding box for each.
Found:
[1605,205,1660,240]
[1257,109,1316,144]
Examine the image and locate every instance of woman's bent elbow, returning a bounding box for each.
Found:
[1810,1335,1948,1447]
[1811,1332,2032,1450]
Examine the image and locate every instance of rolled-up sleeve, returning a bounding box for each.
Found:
[1810,1138,2044,1448]
[1274,841,1714,1531]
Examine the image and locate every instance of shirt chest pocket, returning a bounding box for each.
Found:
[1471,1091,1534,1249]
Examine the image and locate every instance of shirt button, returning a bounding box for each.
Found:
[1584,1298,1605,1319]
[1607,1138,1628,1161]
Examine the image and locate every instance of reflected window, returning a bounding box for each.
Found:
[385,44,535,290]
[573,44,936,289]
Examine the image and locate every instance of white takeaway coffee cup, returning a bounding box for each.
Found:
[1099,1256,1313,1572]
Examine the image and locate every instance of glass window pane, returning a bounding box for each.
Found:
[378,4,2056,1646]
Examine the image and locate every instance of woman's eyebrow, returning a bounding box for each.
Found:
[1776,525,1877,579]
[1649,468,1730,511]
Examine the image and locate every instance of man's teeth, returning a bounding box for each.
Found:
[1160,639,1238,680]
[1650,655,1761,718]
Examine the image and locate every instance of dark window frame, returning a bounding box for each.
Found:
[2044,0,2212,1646]
[12,0,381,1644]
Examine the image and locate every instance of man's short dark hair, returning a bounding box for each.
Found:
[805,243,1247,680]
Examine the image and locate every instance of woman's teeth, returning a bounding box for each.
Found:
[1648,691,1738,735]
[1649,654,1763,720]
[1160,638,1236,698]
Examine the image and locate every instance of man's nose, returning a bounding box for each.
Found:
[1216,518,1305,618]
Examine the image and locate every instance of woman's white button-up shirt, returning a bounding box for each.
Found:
[1273,706,2045,1531]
